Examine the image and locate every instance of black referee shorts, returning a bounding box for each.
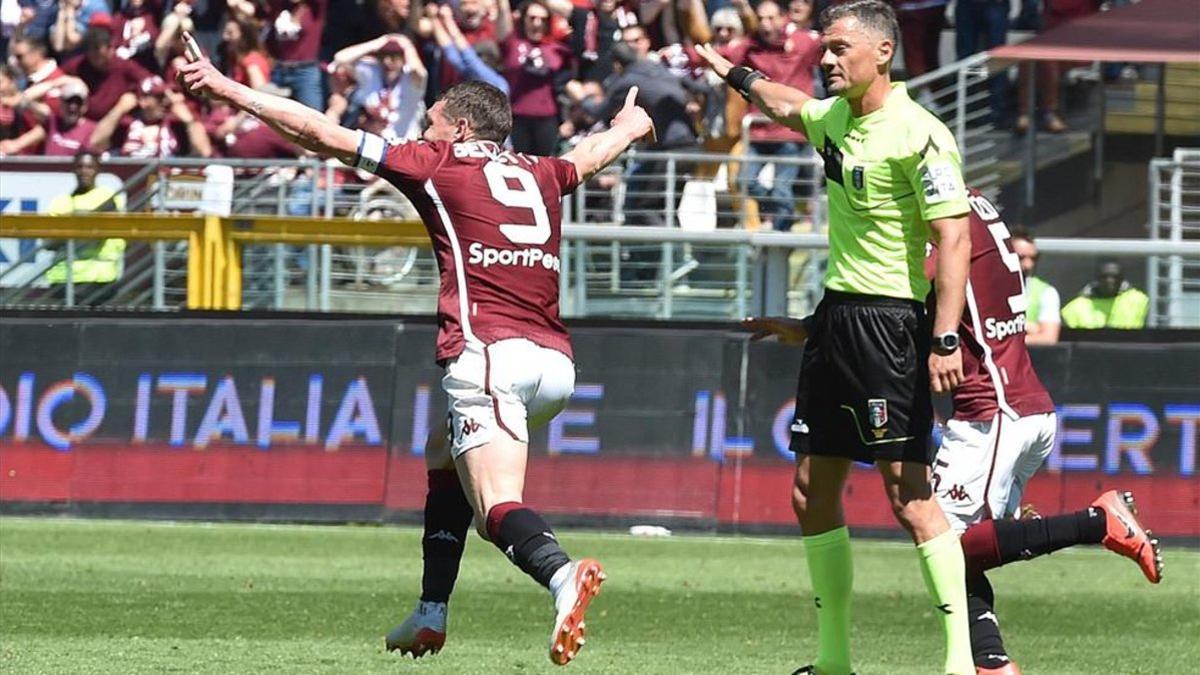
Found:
[790,290,934,465]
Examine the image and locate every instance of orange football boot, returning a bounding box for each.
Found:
[1091,490,1163,583]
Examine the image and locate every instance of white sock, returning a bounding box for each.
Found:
[548,561,573,599]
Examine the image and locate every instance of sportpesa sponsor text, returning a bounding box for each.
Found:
[468,242,561,271]
[985,314,1026,341]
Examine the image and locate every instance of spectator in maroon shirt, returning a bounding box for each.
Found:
[616,0,711,51]
[113,0,162,73]
[499,0,576,155]
[721,0,820,231]
[90,74,211,158]
[24,78,98,156]
[265,0,329,111]
[430,0,500,94]
[566,0,622,84]
[10,35,64,88]
[457,0,499,43]
[0,64,45,155]
[788,0,815,29]
[894,0,946,83]
[220,15,271,89]
[63,26,152,122]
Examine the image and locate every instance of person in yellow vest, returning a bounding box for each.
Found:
[1010,226,1061,344]
[1062,259,1149,329]
[45,149,126,305]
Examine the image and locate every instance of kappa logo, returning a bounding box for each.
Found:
[936,603,953,615]
[459,417,482,438]
[428,530,461,543]
[977,611,999,626]
[791,419,810,434]
[945,484,969,502]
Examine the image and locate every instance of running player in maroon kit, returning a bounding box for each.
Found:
[925,189,1163,674]
[177,46,654,666]
[747,189,1164,675]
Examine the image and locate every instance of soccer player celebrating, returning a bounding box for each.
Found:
[177,39,654,667]
[926,189,1163,674]
[748,188,1165,675]
[698,1,976,673]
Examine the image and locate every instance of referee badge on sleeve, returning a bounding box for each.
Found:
[867,398,888,435]
[920,161,963,204]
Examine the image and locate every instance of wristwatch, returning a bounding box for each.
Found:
[933,332,960,355]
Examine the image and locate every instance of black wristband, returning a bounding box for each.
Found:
[726,66,768,101]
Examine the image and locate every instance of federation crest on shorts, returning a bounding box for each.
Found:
[867,398,888,434]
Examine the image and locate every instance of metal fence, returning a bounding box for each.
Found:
[6,153,1200,325]
[1,152,827,319]
[1148,149,1200,327]
[907,52,1002,199]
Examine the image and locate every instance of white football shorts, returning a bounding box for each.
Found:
[933,411,1057,535]
[443,338,576,458]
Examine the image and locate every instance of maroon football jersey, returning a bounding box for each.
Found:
[929,190,1055,421]
[355,133,578,363]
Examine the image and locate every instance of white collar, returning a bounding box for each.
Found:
[29,59,59,84]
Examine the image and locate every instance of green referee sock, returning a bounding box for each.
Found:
[916,530,975,675]
[803,526,853,675]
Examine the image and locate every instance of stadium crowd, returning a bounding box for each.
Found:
[0,0,1111,163]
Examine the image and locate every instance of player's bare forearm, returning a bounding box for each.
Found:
[748,79,812,132]
[930,215,970,336]
[230,84,356,162]
[179,58,358,165]
[565,86,653,181]
[565,124,644,181]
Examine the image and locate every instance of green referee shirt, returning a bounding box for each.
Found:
[800,84,969,301]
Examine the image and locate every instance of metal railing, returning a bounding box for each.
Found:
[1147,149,1200,328]
[1,152,827,318]
[907,52,1002,199]
[7,151,1200,325]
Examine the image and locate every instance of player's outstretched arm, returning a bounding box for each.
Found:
[176,38,358,165]
[695,43,812,132]
[562,86,655,182]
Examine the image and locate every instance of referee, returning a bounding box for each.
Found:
[699,2,974,674]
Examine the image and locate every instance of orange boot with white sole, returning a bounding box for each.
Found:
[548,558,606,665]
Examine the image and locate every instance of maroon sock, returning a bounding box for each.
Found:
[961,519,1003,576]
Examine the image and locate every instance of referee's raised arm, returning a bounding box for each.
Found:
[695,42,813,132]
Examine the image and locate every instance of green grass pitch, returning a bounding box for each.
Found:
[1,517,1196,674]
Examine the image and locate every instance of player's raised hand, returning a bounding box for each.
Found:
[694,43,735,79]
[612,86,656,144]
[742,316,810,345]
[177,34,234,103]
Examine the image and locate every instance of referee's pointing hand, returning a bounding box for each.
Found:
[695,43,735,79]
